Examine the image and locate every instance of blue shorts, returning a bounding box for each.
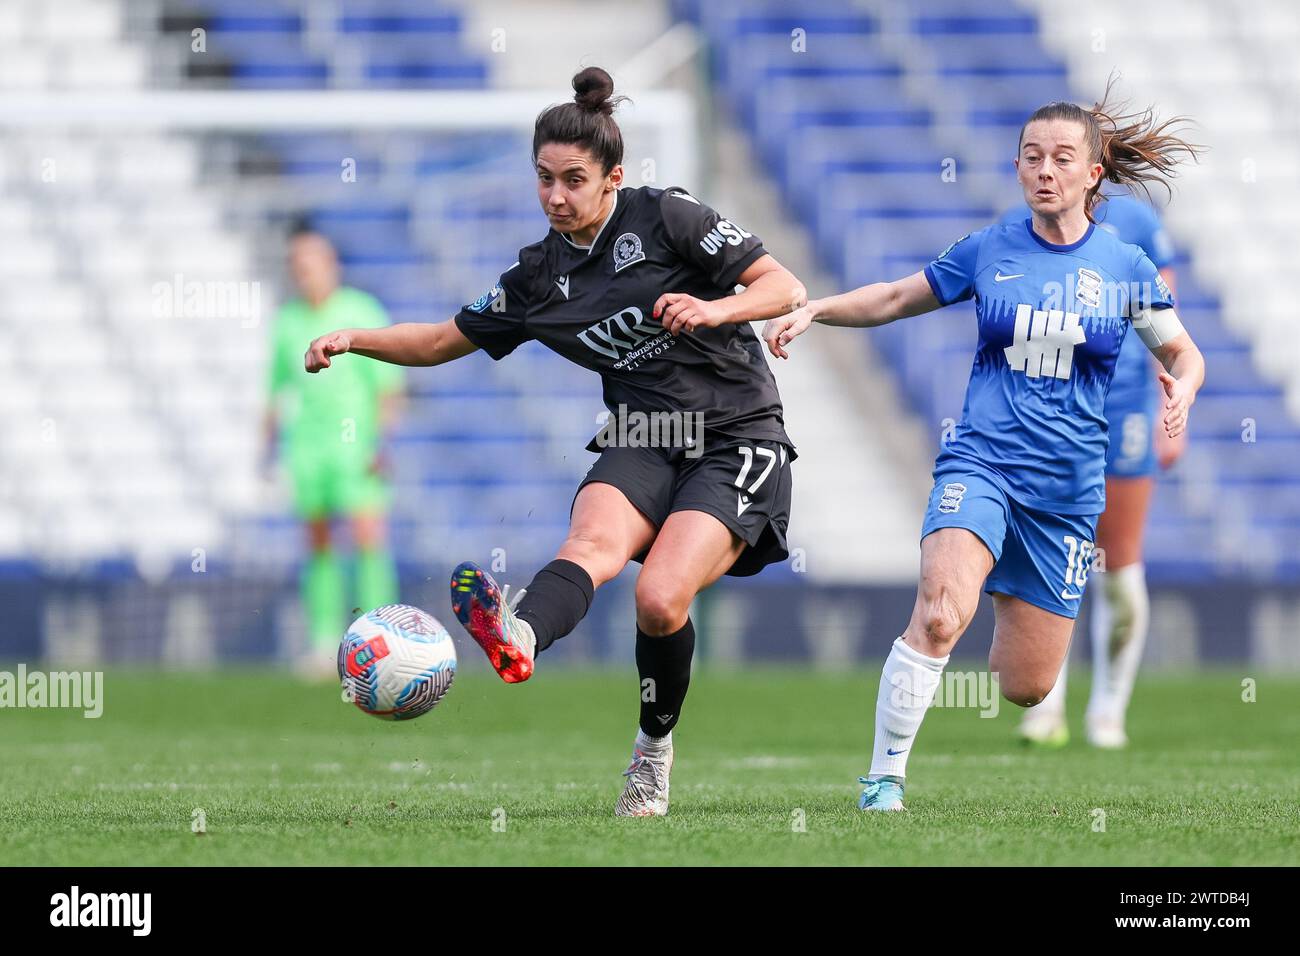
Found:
[921,468,1099,619]
[1104,387,1158,478]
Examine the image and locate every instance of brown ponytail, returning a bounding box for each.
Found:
[1020,74,1203,222]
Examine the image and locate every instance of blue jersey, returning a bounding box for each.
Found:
[924,219,1175,514]
[999,195,1175,408]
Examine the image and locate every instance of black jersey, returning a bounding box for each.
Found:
[453,185,794,453]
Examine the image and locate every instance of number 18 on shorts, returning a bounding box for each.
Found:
[921,467,1100,619]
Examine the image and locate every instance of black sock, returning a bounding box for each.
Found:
[636,618,695,738]
[514,559,595,654]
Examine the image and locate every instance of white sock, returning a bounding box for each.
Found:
[515,618,536,655]
[869,636,948,780]
[1022,655,1068,723]
[635,728,671,753]
[1087,563,1149,723]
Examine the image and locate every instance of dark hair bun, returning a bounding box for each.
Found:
[572,66,616,115]
[532,66,626,173]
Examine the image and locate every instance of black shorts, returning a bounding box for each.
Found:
[572,437,794,577]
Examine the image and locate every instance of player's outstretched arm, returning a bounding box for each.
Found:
[652,254,807,335]
[762,270,940,359]
[1131,302,1204,440]
[1149,267,1188,468]
[305,319,479,372]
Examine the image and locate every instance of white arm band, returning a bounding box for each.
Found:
[1131,306,1185,351]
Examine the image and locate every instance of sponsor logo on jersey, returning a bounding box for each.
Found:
[1042,275,1163,315]
[466,262,517,313]
[994,271,1024,282]
[612,232,645,272]
[938,482,967,514]
[698,219,753,256]
[1076,267,1103,308]
[466,282,503,314]
[1004,304,1087,380]
[555,275,570,299]
[576,306,674,370]
[668,190,701,205]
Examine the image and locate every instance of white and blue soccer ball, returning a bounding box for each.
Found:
[338,604,456,720]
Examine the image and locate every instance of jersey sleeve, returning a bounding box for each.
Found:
[1129,249,1176,314]
[924,230,984,306]
[659,187,766,289]
[452,260,532,360]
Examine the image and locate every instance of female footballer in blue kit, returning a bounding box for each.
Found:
[1002,192,1184,750]
[762,90,1205,810]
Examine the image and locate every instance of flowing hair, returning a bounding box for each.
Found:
[1020,74,1204,221]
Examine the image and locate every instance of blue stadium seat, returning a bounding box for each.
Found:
[363,57,488,90]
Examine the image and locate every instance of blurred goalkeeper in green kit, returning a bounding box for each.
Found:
[264,224,404,674]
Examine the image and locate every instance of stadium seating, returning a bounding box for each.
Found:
[1,0,1295,595]
[0,0,592,581]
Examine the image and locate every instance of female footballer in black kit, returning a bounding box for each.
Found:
[304,68,806,816]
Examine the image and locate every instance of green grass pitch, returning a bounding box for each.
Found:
[2,668,1296,865]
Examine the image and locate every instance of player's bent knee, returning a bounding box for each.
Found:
[919,591,965,651]
[634,577,691,636]
[1000,676,1053,708]
[561,526,624,578]
[563,524,613,554]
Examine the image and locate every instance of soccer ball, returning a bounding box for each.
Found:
[338,604,457,720]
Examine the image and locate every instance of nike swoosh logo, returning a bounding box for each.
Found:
[994,272,1024,282]
[737,493,752,516]
[886,748,907,756]
[1060,590,1082,600]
